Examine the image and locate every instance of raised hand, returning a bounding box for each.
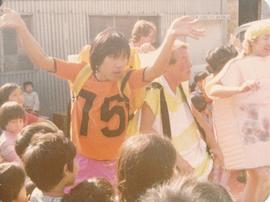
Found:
[239,80,260,93]
[0,8,26,31]
[168,16,205,39]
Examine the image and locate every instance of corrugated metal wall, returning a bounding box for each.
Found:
[0,70,70,117]
[0,0,229,117]
[4,0,228,60]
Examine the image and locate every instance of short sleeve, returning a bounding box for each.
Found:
[128,68,149,90]
[144,88,160,116]
[54,58,85,82]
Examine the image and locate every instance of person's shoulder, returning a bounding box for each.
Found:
[0,132,9,146]
[32,91,39,96]
[30,188,44,202]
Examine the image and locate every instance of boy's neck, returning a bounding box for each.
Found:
[43,183,65,198]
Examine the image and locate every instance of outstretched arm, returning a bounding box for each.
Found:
[143,16,204,82]
[208,80,260,99]
[0,9,55,71]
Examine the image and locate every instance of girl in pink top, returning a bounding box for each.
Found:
[0,101,25,163]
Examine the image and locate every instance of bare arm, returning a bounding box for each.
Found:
[0,9,54,71]
[142,16,204,82]
[140,102,157,134]
[191,104,224,166]
[208,80,260,99]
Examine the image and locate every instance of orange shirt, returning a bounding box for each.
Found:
[54,59,147,160]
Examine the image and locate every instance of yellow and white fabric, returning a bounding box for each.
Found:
[144,76,213,179]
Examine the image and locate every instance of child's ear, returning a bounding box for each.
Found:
[63,164,69,175]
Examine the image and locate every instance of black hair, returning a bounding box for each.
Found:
[190,92,207,112]
[90,29,130,73]
[193,71,208,84]
[205,45,238,74]
[0,83,20,106]
[62,178,114,202]
[15,121,59,158]
[0,163,26,202]
[0,101,25,130]
[23,81,34,89]
[22,132,76,192]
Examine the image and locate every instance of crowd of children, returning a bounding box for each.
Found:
[1,5,270,202]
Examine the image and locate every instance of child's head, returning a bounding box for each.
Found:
[139,177,233,202]
[138,177,194,202]
[117,134,177,202]
[15,121,59,158]
[0,101,25,133]
[131,20,157,46]
[22,131,77,192]
[191,181,233,202]
[205,45,238,75]
[62,178,114,202]
[0,163,27,202]
[243,21,270,57]
[23,81,34,93]
[0,83,24,106]
[90,29,130,81]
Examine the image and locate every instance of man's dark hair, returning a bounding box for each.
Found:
[0,101,25,130]
[90,29,130,73]
[0,163,26,202]
[22,132,76,192]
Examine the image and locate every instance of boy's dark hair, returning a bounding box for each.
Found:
[192,182,233,202]
[190,92,207,112]
[22,132,76,192]
[131,20,156,43]
[23,81,34,89]
[117,134,177,202]
[15,121,60,158]
[62,178,114,202]
[0,101,25,130]
[90,29,130,73]
[205,45,238,74]
[0,83,20,106]
[0,163,25,202]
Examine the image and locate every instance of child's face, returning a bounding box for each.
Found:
[97,54,128,81]
[9,88,24,106]
[25,85,33,93]
[251,32,270,57]
[5,118,24,134]
[16,185,28,202]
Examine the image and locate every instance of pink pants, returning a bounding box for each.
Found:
[65,153,116,193]
[75,153,116,185]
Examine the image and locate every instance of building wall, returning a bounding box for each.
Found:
[0,0,229,116]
